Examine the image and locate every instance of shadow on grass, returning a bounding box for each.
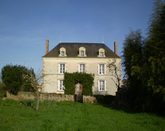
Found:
[20,100,36,110]
[94,95,165,117]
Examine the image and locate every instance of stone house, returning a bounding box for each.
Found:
[42,40,121,96]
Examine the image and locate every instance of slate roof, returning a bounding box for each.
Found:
[43,42,120,58]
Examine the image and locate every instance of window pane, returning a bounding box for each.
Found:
[80,50,85,56]
[58,80,64,91]
[60,80,64,90]
[99,64,105,74]
[99,80,105,91]
[61,51,64,56]
[80,64,85,72]
[60,64,65,74]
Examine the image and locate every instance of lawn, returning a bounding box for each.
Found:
[0,99,164,131]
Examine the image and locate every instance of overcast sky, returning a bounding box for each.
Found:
[0,0,153,73]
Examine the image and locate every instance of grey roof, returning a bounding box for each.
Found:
[43,42,120,58]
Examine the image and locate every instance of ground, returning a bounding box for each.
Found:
[0,99,165,131]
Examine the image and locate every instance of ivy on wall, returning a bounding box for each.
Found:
[64,72,94,95]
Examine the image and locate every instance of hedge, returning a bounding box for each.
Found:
[64,72,94,95]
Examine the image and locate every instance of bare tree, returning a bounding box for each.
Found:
[23,72,44,111]
[107,59,122,91]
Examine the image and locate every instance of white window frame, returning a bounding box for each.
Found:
[78,47,87,57]
[60,50,65,56]
[80,50,85,56]
[59,47,67,57]
[98,64,106,75]
[57,80,64,91]
[59,63,65,74]
[79,64,85,73]
[98,48,105,57]
[99,52,105,57]
[98,80,106,91]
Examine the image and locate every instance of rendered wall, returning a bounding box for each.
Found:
[42,57,121,96]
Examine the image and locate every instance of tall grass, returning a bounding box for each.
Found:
[0,99,165,131]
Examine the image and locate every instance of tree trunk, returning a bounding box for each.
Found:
[36,91,40,111]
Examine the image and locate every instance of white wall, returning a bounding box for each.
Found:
[42,57,121,96]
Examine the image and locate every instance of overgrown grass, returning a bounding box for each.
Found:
[0,99,165,131]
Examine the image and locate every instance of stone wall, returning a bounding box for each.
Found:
[6,91,96,103]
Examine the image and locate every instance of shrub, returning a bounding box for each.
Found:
[1,65,35,95]
[64,72,94,95]
[0,81,6,98]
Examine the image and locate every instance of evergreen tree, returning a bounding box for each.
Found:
[144,0,165,113]
[123,30,144,111]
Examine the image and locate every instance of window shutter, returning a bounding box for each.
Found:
[78,64,80,72]
[104,64,106,75]
[104,80,107,91]
[57,80,60,90]
[64,64,66,73]
[97,64,99,75]
[58,64,60,74]
[98,80,100,91]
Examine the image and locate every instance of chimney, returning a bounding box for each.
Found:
[45,40,49,54]
[114,41,118,55]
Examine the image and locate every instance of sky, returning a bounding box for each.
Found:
[0,0,154,73]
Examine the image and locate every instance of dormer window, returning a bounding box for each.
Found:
[78,47,86,57]
[59,47,67,57]
[98,48,105,57]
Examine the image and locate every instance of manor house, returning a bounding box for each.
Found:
[42,40,121,96]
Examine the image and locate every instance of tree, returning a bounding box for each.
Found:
[23,72,44,111]
[143,0,165,113]
[123,30,144,110]
[107,59,122,91]
[121,0,165,113]
[1,65,35,95]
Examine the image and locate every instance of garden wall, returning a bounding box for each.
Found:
[6,91,96,103]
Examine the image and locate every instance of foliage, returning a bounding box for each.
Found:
[121,0,165,114]
[1,65,35,95]
[23,72,44,111]
[0,81,6,98]
[143,0,165,113]
[107,59,122,91]
[122,30,144,111]
[0,99,165,131]
[64,72,94,95]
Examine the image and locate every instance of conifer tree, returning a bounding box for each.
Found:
[123,30,144,110]
[144,0,165,112]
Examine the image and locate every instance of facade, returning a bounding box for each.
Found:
[42,41,121,96]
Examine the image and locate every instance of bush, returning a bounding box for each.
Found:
[94,95,115,106]
[0,81,6,98]
[64,72,94,95]
[1,65,35,95]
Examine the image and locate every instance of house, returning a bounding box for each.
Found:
[42,40,121,96]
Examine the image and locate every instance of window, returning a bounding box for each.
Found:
[59,47,67,57]
[78,47,86,57]
[98,64,106,75]
[61,51,65,56]
[58,80,64,91]
[80,50,85,56]
[59,64,65,74]
[98,80,106,91]
[79,64,85,73]
[98,48,105,57]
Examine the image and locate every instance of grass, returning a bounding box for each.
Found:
[0,99,165,131]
